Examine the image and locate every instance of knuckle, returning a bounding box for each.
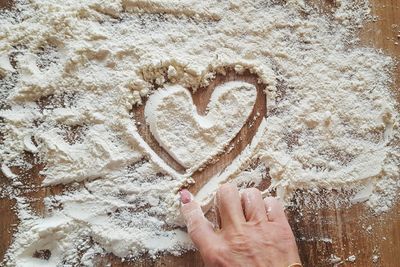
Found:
[232,240,252,253]
[268,223,295,243]
[242,188,261,202]
[226,230,253,253]
[187,220,203,236]
[184,208,204,227]
[248,218,265,228]
[230,239,258,259]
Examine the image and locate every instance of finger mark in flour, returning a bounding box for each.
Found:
[33,249,51,260]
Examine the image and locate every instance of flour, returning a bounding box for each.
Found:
[346,255,356,263]
[145,81,256,170]
[0,0,399,265]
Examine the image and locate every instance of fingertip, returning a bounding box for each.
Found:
[264,196,284,208]
[216,183,246,228]
[179,199,217,250]
[217,182,236,195]
[264,196,287,222]
[241,188,267,222]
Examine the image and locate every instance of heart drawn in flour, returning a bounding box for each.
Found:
[132,67,267,206]
[144,81,256,171]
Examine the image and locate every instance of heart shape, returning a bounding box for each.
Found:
[144,81,257,172]
[132,67,267,206]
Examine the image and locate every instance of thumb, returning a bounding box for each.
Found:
[180,189,219,250]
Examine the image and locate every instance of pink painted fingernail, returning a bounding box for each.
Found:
[180,189,192,204]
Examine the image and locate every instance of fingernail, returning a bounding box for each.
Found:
[180,189,192,204]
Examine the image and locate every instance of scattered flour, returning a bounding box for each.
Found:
[0,0,399,265]
[329,254,343,266]
[346,255,356,263]
[372,254,380,263]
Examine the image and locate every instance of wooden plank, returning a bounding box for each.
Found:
[0,174,18,265]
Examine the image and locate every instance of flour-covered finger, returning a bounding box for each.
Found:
[241,188,267,222]
[180,190,218,250]
[264,197,287,223]
[216,183,246,229]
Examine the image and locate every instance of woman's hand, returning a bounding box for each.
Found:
[180,183,301,267]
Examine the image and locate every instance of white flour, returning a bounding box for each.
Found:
[0,0,399,265]
[145,81,256,170]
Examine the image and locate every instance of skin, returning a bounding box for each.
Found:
[180,184,301,267]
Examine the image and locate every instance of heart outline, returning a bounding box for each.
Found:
[131,66,267,204]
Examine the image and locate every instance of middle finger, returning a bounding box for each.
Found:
[216,183,246,229]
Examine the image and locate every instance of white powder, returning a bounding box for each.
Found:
[372,254,380,263]
[329,254,343,265]
[145,81,256,170]
[346,255,356,263]
[0,0,399,265]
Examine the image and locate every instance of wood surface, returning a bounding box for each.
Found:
[1,0,400,266]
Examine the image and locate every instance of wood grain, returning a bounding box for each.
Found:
[1,0,399,266]
[0,173,18,265]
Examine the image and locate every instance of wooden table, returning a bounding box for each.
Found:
[1,0,399,266]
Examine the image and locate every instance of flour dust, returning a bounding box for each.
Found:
[0,0,399,265]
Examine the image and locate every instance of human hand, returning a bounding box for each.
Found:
[180,183,301,267]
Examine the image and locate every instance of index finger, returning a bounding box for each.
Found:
[180,190,219,250]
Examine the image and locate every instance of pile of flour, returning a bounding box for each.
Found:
[0,0,399,265]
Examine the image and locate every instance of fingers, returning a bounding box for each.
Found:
[180,190,219,249]
[264,197,288,223]
[241,188,268,222]
[216,183,246,229]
